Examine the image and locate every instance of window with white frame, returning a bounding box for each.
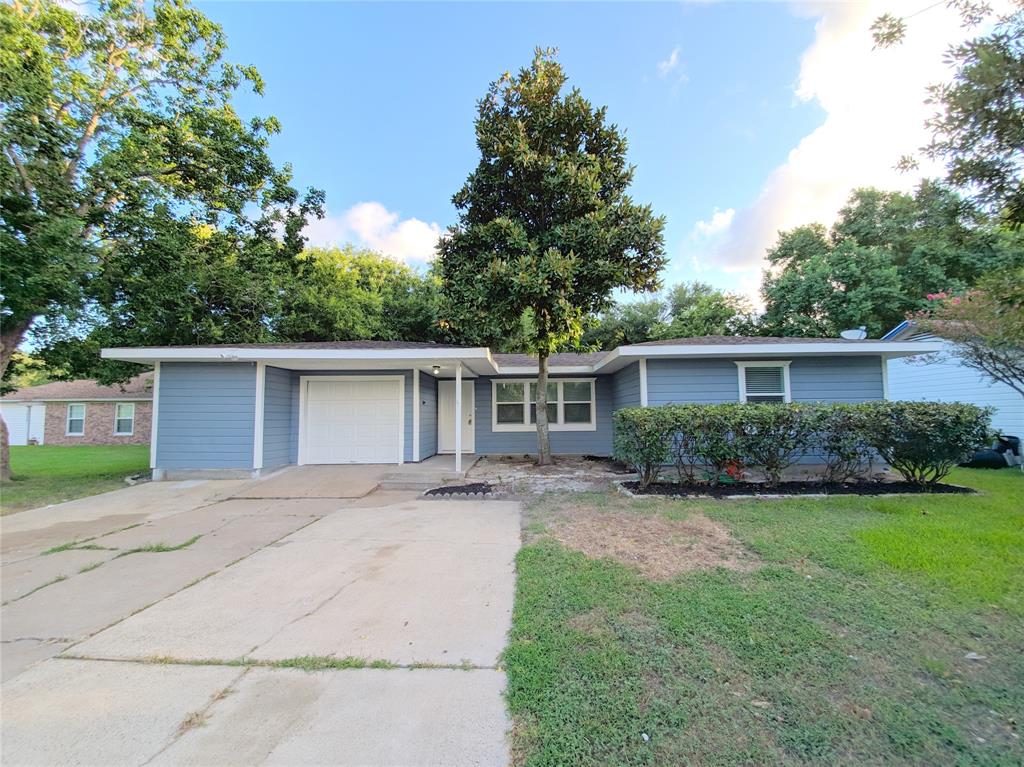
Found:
[114,402,135,435]
[736,362,791,403]
[66,403,86,435]
[493,379,596,431]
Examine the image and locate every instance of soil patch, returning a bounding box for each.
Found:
[623,480,975,498]
[549,509,758,580]
[469,455,632,494]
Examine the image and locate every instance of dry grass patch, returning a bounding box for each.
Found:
[546,504,758,580]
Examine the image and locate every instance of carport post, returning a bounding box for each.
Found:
[454,362,462,473]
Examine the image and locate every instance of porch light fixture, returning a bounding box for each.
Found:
[432,365,441,375]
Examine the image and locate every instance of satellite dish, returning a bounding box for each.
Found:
[840,327,868,340]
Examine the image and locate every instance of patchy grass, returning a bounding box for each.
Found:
[1,446,149,515]
[115,535,201,558]
[506,468,1024,766]
[2,575,68,605]
[42,541,113,555]
[270,655,387,671]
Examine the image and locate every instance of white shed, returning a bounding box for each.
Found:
[0,402,46,446]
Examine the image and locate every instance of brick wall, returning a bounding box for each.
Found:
[44,401,152,446]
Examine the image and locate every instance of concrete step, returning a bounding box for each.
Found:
[378,473,465,491]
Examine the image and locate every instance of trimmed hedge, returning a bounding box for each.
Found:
[613,401,992,489]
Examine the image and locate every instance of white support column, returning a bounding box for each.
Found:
[149,362,161,470]
[253,361,266,471]
[454,363,463,473]
[638,359,649,407]
[412,370,421,462]
[881,354,890,401]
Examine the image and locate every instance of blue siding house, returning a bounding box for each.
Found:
[102,336,938,479]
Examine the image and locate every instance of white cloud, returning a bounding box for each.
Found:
[658,46,681,78]
[692,207,735,238]
[710,1,1000,272]
[303,201,442,262]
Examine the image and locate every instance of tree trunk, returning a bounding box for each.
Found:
[0,320,31,483]
[536,350,552,465]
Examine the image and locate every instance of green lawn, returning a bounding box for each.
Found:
[506,468,1024,766]
[1,445,150,515]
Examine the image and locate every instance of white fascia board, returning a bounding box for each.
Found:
[101,346,497,368]
[493,365,596,375]
[604,341,945,363]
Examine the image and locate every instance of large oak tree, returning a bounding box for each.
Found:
[439,49,666,464]
[0,0,321,478]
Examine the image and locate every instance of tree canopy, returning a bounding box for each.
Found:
[278,247,445,344]
[760,183,1023,337]
[0,0,327,372]
[873,3,1024,227]
[439,48,666,462]
[916,267,1024,398]
[580,282,755,350]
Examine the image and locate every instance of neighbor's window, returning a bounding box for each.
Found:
[114,402,135,435]
[492,379,596,431]
[66,403,86,435]
[736,362,791,403]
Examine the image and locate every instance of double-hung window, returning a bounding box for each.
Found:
[66,403,86,436]
[493,379,596,431]
[736,361,791,403]
[114,402,135,435]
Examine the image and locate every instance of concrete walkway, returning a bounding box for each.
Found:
[1,476,519,766]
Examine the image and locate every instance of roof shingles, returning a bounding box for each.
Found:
[2,373,154,402]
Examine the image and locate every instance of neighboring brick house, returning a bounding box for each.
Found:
[1,373,153,446]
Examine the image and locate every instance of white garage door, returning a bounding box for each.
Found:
[303,379,402,464]
[0,403,46,446]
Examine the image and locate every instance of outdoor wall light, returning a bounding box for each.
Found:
[432,365,441,375]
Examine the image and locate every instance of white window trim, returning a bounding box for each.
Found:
[113,402,135,436]
[66,403,86,436]
[735,361,792,403]
[491,378,597,432]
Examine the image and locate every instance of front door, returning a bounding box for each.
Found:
[438,380,475,453]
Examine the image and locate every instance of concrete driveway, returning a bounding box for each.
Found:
[1,468,519,766]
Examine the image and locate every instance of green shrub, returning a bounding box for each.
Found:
[857,401,993,486]
[731,403,815,488]
[806,404,876,483]
[612,400,992,488]
[612,407,673,488]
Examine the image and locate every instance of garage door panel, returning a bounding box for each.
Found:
[304,379,401,464]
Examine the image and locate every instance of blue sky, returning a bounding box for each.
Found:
[199,1,975,303]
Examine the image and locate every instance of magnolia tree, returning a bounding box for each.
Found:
[916,268,1024,397]
[439,49,666,464]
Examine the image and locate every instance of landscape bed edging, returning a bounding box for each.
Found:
[614,479,976,500]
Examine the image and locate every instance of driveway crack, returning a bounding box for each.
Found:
[140,666,251,766]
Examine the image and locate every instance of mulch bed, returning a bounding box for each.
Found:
[424,482,493,497]
[623,480,976,498]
